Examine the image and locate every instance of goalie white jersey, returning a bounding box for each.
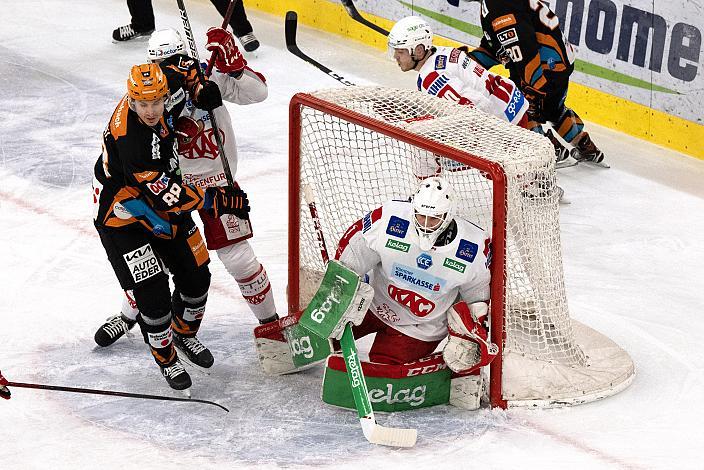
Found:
[417,46,528,126]
[177,68,268,189]
[335,199,491,342]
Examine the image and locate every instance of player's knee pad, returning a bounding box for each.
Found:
[171,289,208,336]
[216,240,259,277]
[174,263,211,300]
[131,274,171,320]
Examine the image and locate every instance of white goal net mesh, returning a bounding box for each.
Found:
[291,86,634,407]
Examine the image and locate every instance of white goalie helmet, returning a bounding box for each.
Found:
[147,28,186,62]
[387,16,433,55]
[412,176,456,251]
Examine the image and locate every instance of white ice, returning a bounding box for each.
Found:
[1,1,703,469]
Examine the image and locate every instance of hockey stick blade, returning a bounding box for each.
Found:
[361,416,418,448]
[285,11,356,86]
[7,381,229,412]
[340,0,389,36]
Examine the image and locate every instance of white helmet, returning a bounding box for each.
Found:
[412,176,455,251]
[147,28,185,62]
[387,16,433,55]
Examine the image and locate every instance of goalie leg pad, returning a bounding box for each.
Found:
[449,372,484,410]
[322,353,452,412]
[254,313,331,375]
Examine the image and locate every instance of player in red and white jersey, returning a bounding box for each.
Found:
[334,177,494,367]
[388,16,529,127]
[94,28,278,351]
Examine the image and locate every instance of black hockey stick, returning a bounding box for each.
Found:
[176,0,237,187]
[285,11,356,87]
[340,0,389,36]
[4,380,229,412]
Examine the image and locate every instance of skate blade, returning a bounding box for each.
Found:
[178,354,213,376]
[180,387,192,398]
[556,157,578,169]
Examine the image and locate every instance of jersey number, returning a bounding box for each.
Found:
[528,0,559,30]
[161,183,182,207]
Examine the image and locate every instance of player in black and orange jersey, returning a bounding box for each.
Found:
[468,0,607,166]
[92,63,248,392]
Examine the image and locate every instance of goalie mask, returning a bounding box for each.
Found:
[412,177,455,251]
[147,28,186,62]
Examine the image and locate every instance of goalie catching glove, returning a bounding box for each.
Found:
[298,260,374,341]
[442,301,498,375]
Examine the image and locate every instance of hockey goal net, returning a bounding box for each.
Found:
[288,86,634,408]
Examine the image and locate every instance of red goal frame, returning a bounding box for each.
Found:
[288,92,510,409]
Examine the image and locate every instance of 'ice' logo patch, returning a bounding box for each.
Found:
[416,253,433,270]
[456,239,479,262]
[386,216,409,238]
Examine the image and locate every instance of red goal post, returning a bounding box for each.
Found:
[288,87,634,409]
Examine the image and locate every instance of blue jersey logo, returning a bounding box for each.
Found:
[386,216,409,238]
[456,239,479,262]
[362,211,373,233]
[391,263,445,293]
[435,55,447,70]
[503,88,525,122]
[416,253,433,270]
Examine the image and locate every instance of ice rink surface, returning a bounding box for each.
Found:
[1,1,703,469]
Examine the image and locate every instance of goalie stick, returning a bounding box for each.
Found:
[285,11,356,87]
[340,0,390,36]
[176,0,238,187]
[1,377,228,412]
[302,184,418,448]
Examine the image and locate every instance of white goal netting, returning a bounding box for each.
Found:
[290,86,634,408]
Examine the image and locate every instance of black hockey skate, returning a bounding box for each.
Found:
[112,24,154,42]
[94,314,136,347]
[237,32,260,52]
[173,333,214,368]
[571,133,609,167]
[160,360,192,391]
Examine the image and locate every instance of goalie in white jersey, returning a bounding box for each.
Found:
[331,177,498,377]
[94,28,279,356]
[388,16,529,128]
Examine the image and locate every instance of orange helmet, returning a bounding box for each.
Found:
[127,63,169,100]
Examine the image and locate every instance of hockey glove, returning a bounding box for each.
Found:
[206,27,247,75]
[174,116,201,153]
[442,301,498,375]
[0,370,11,399]
[205,186,250,219]
[194,80,223,111]
[523,86,546,123]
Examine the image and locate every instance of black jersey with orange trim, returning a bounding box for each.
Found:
[158,53,201,116]
[93,95,207,238]
[470,0,575,95]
